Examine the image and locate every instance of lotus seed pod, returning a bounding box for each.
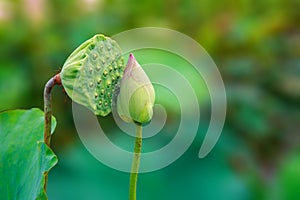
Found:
[60,34,125,116]
[117,53,155,124]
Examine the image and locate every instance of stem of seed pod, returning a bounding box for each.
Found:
[43,73,61,191]
[129,123,143,200]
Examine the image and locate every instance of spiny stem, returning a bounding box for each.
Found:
[129,123,143,200]
[43,73,61,191]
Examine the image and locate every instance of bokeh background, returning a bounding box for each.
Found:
[1,0,300,199]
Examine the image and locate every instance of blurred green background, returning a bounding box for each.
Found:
[1,0,300,199]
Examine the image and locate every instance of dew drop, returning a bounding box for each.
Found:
[104,102,108,107]
[96,66,101,71]
[89,82,94,88]
[109,66,113,72]
[99,100,102,105]
[97,79,102,84]
[95,93,98,98]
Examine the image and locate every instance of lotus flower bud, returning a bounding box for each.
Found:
[60,34,125,116]
[117,53,155,124]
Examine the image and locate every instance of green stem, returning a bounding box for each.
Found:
[129,123,143,200]
[43,73,61,191]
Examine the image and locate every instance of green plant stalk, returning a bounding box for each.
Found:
[129,123,143,200]
[43,73,61,190]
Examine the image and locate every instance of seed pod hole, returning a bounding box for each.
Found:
[106,80,111,88]
[93,53,98,60]
[100,89,105,96]
[60,34,125,116]
[81,54,87,59]
[89,44,95,50]
[103,70,108,77]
